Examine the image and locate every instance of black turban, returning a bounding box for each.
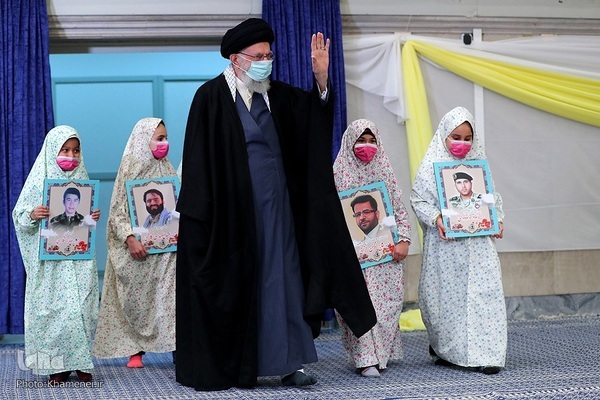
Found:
[220,18,275,59]
[453,172,473,181]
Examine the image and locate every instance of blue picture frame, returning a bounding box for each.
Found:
[125,176,180,254]
[433,160,500,238]
[40,179,99,260]
[338,181,399,269]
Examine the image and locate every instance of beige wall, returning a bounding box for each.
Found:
[404,250,600,302]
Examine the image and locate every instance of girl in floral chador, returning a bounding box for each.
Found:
[13,126,100,384]
[410,107,507,374]
[93,118,177,367]
[333,119,411,378]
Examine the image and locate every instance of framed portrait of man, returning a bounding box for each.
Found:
[40,179,99,260]
[338,181,398,269]
[125,176,180,254]
[433,160,500,238]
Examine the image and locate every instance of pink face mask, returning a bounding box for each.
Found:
[354,143,378,164]
[56,156,80,171]
[151,141,169,159]
[448,140,472,158]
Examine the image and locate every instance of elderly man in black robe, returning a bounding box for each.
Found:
[176,18,376,391]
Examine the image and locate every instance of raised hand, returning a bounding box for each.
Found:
[311,32,330,90]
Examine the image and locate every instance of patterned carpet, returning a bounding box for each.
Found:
[1,315,600,400]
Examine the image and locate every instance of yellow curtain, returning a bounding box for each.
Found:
[402,39,600,182]
[401,41,433,183]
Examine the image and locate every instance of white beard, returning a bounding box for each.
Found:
[240,72,271,94]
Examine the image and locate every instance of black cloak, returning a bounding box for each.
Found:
[176,74,377,391]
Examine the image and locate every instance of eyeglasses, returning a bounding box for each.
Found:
[238,51,275,61]
[353,209,375,218]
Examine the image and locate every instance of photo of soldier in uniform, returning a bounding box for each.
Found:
[434,160,500,238]
[448,172,483,212]
[49,187,85,229]
[40,180,99,260]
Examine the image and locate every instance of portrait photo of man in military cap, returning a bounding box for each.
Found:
[448,171,483,211]
[434,161,500,238]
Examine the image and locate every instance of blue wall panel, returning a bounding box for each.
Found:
[50,51,229,288]
[53,79,156,173]
[163,79,209,169]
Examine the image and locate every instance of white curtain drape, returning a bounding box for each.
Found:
[345,34,600,122]
[343,34,600,253]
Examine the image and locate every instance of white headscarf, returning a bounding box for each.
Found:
[107,117,177,244]
[95,118,178,358]
[12,126,89,267]
[333,119,411,241]
[420,106,485,163]
[11,126,99,375]
[411,106,502,227]
[114,118,175,182]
